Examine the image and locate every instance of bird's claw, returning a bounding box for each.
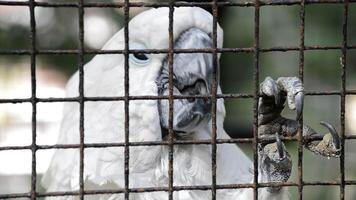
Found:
[258,133,292,193]
[258,76,341,193]
[275,132,285,159]
[260,77,281,105]
[294,91,304,121]
[275,77,304,117]
[303,121,341,157]
[320,121,341,151]
[259,76,304,124]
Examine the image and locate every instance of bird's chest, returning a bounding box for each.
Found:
[155,145,213,186]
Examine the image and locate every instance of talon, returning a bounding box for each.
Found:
[303,122,341,157]
[274,87,281,105]
[295,91,304,121]
[275,133,285,159]
[261,77,281,105]
[320,121,340,150]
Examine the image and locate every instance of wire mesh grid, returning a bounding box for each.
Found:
[0,0,356,199]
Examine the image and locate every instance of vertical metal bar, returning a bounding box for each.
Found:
[211,1,218,200]
[168,3,174,200]
[340,0,349,199]
[29,0,37,199]
[78,0,85,199]
[298,0,306,199]
[123,0,130,199]
[253,1,261,199]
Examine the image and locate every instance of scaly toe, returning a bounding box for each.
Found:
[259,134,292,185]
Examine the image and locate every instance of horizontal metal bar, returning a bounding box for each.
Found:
[1,91,356,104]
[1,180,356,199]
[345,135,356,139]
[0,94,252,104]
[1,45,356,55]
[0,0,356,8]
[2,133,356,152]
[0,192,30,199]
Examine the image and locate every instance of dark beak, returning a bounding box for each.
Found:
[157,28,215,135]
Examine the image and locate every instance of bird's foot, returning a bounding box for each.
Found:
[259,133,292,193]
[258,76,340,157]
[257,76,341,191]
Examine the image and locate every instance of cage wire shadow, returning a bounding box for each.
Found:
[0,0,356,199]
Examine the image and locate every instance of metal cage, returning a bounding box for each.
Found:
[0,0,355,199]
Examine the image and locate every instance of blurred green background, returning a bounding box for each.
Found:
[0,0,355,199]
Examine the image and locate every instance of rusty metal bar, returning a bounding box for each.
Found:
[3,179,356,199]
[298,0,306,199]
[2,45,356,55]
[211,0,219,199]
[77,0,85,199]
[1,91,355,105]
[1,0,356,8]
[168,3,175,200]
[123,0,130,199]
[1,133,351,152]
[253,0,261,199]
[339,0,349,199]
[28,0,37,199]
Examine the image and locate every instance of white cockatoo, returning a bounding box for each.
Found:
[43,6,341,200]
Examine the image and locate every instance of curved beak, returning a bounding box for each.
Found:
[157,28,215,134]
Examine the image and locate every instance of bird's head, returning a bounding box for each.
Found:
[96,7,225,139]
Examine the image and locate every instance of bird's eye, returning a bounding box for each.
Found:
[134,53,148,60]
[129,43,151,66]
